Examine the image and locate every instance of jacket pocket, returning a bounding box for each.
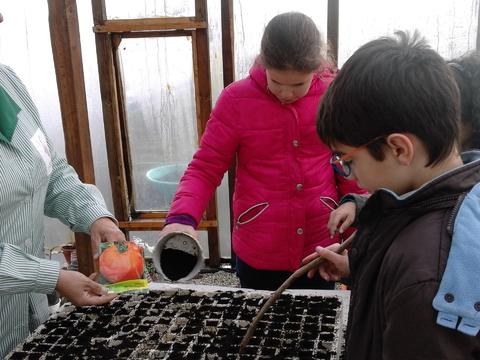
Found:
[236,202,270,226]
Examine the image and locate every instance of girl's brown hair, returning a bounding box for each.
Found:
[260,12,325,72]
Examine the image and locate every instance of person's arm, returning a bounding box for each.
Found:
[325,174,369,236]
[339,193,370,214]
[43,148,116,234]
[0,244,116,305]
[326,192,371,237]
[166,89,240,226]
[383,281,473,359]
[41,127,125,251]
[0,244,59,295]
[2,65,118,238]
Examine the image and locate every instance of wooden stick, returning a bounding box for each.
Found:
[239,234,354,351]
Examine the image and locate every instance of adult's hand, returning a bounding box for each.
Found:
[160,223,197,239]
[90,217,126,253]
[55,270,117,306]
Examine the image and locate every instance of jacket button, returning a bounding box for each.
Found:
[296,228,304,235]
[474,302,480,311]
[296,183,303,191]
[444,293,455,303]
[292,140,299,147]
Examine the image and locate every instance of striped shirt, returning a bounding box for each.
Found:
[0,64,113,358]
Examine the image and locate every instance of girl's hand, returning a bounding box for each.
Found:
[327,201,356,238]
[160,223,197,240]
[302,243,350,281]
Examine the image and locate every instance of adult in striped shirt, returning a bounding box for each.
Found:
[0,14,125,357]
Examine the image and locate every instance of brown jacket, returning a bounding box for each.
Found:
[346,153,480,360]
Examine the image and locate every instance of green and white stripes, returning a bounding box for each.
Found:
[0,64,113,358]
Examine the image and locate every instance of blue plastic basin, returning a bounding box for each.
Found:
[146,164,188,199]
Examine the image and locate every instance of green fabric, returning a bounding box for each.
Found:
[0,85,20,142]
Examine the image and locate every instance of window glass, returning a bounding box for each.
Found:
[119,37,197,211]
[234,0,328,79]
[105,0,195,19]
[339,0,478,66]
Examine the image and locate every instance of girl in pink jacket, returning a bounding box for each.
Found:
[163,12,366,290]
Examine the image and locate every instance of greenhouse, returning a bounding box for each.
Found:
[1,1,479,359]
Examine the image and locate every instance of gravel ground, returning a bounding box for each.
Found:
[146,258,240,287]
[147,259,343,290]
[191,269,240,287]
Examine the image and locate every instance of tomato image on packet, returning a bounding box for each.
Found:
[99,241,145,284]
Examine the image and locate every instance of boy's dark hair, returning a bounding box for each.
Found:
[260,12,325,72]
[317,31,460,166]
[448,52,480,150]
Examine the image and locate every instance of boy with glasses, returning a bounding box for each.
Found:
[304,31,480,359]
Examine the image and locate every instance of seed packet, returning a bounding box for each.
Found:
[104,279,149,294]
[98,239,148,293]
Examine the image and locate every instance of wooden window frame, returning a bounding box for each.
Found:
[91,0,220,266]
[48,0,339,274]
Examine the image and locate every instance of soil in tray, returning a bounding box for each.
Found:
[7,290,345,360]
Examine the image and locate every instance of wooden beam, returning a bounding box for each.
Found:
[110,34,135,218]
[118,219,218,231]
[94,17,207,33]
[92,0,130,222]
[192,35,212,135]
[195,0,207,21]
[327,0,340,66]
[221,0,237,265]
[48,0,96,276]
[221,0,235,87]
[477,1,480,51]
[193,0,220,267]
[89,0,221,267]
[120,30,193,39]
[48,0,94,183]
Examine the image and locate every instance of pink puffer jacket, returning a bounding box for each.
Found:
[169,65,366,271]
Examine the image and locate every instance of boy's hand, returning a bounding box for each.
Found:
[160,223,197,239]
[327,201,356,238]
[302,243,350,281]
[56,270,117,306]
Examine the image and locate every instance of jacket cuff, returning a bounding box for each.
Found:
[34,258,60,294]
[74,209,116,234]
[165,214,198,228]
[340,193,370,227]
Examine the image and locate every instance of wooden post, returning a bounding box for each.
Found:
[47,0,95,275]
[327,0,340,66]
[477,1,480,51]
[194,0,220,267]
[221,0,235,87]
[221,0,237,266]
[91,0,131,222]
[89,0,221,267]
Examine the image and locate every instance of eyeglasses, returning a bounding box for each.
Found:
[330,135,385,177]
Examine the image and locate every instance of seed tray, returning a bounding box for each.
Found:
[6,283,349,359]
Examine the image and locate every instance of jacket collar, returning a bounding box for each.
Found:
[0,85,20,143]
[360,151,480,220]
